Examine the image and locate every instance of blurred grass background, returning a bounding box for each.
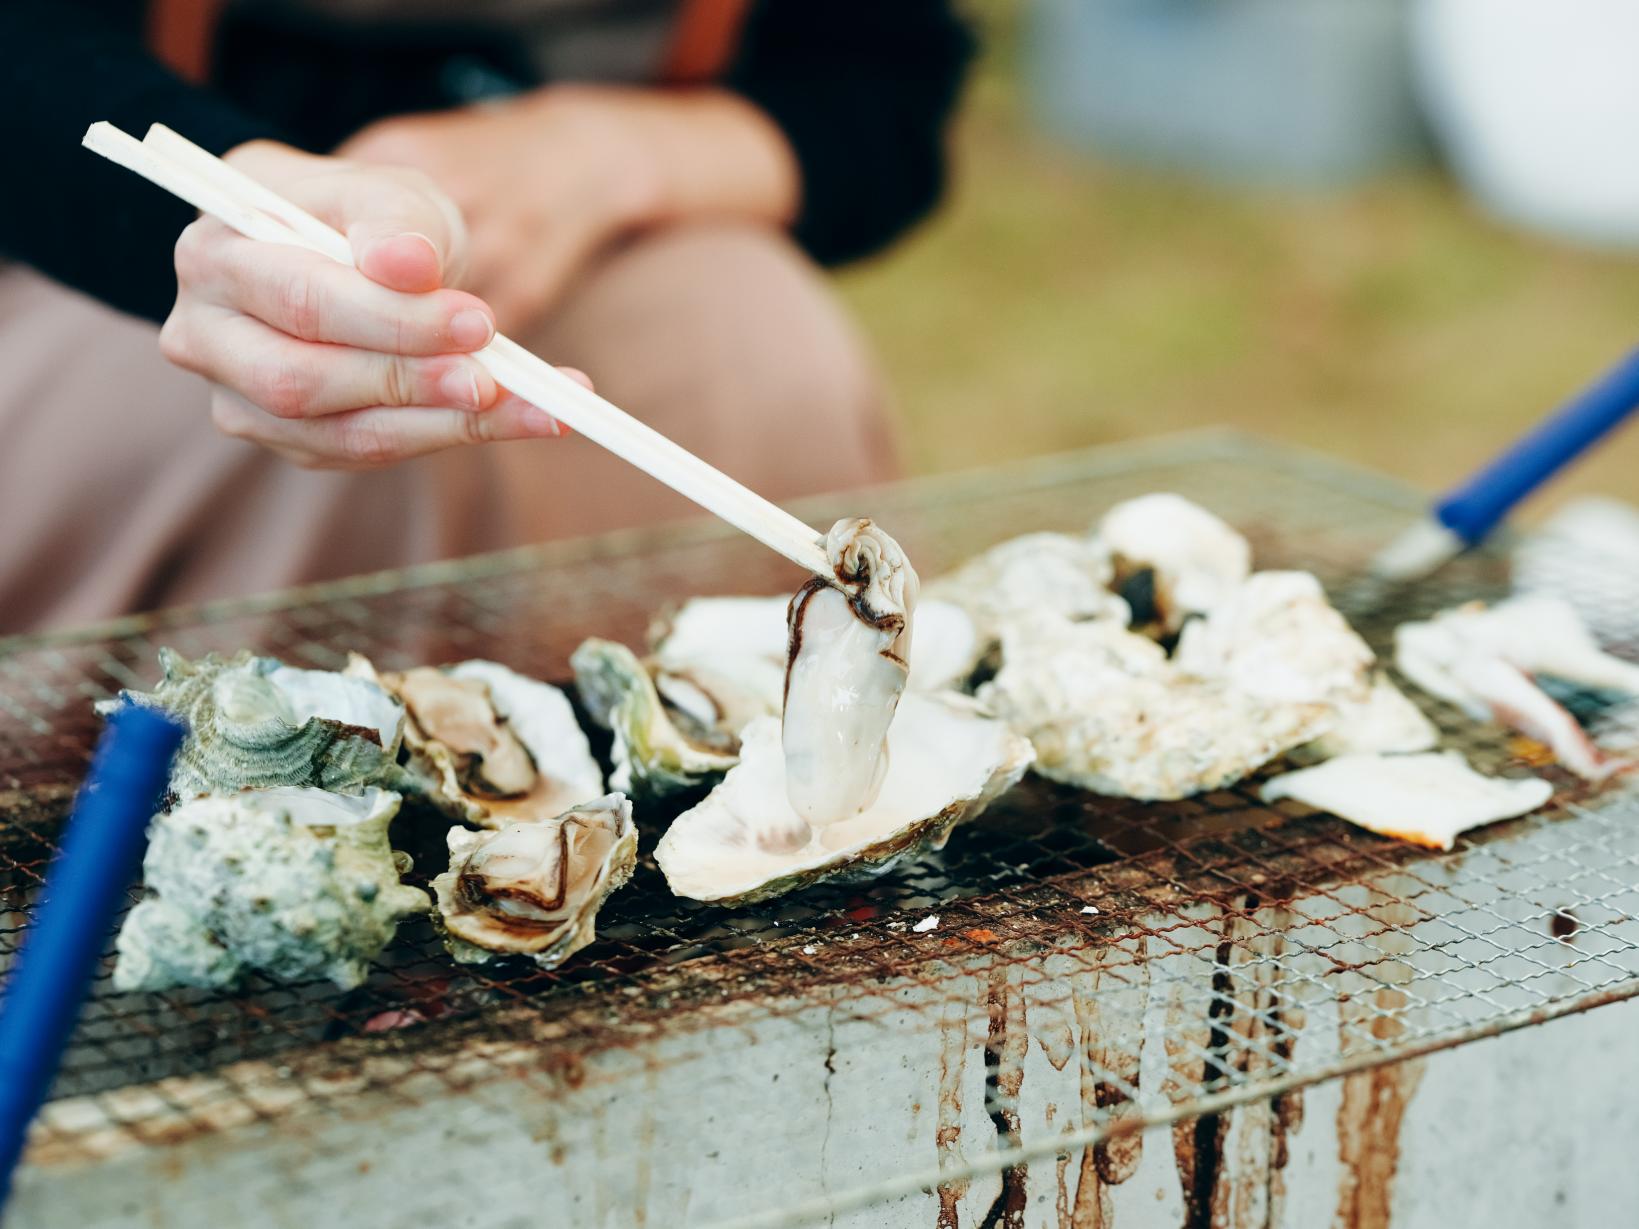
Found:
[839,1,1639,515]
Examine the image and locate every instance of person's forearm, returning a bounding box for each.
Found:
[606,87,802,232]
[0,3,278,321]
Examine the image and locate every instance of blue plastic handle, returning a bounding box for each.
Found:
[1435,344,1639,545]
[0,705,183,1207]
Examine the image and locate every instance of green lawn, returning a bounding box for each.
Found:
[839,5,1639,515]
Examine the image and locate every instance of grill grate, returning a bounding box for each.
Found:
[2,433,1636,1228]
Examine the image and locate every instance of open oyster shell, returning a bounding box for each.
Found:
[352,657,603,825]
[978,613,1331,800]
[575,591,979,804]
[572,638,742,802]
[113,787,427,992]
[98,649,407,801]
[431,794,637,968]
[654,693,1033,905]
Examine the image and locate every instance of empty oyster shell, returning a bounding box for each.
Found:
[1261,751,1552,849]
[978,612,1331,800]
[113,787,427,992]
[353,657,603,825]
[431,794,637,968]
[573,638,742,801]
[1097,493,1251,633]
[655,693,1033,905]
[99,649,407,800]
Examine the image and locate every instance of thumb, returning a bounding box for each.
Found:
[308,167,469,294]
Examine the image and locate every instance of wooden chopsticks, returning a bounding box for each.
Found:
[83,122,832,577]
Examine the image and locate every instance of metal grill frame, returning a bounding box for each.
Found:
[3,430,1636,1228]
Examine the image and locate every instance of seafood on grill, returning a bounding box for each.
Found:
[431,794,637,967]
[1396,595,1639,779]
[978,612,1332,799]
[782,518,920,833]
[1173,571,1374,708]
[1261,751,1552,850]
[1308,675,1439,758]
[1098,493,1251,634]
[576,582,979,805]
[114,788,427,992]
[654,693,1033,904]
[573,638,743,801]
[99,649,407,800]
[351,657,603,825]
[924,531,1127,651]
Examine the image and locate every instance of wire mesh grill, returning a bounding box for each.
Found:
[3,432,1636,1228]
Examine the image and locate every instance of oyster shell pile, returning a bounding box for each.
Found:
[100,649,408,800]
[655,694,1032,905]
[978,612,1332,800]
[114,788,427,992]
[432,794,637,968]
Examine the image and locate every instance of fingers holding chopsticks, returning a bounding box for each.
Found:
[208,381,585,471]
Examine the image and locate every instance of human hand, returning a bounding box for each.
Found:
[340,87,666,334]
[159,140,581,471]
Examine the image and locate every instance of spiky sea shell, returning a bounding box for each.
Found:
[113,788,428,992]
[99,649,407,801]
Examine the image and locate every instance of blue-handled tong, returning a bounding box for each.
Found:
[1370,344,1639,582]
[0,706,183,1208]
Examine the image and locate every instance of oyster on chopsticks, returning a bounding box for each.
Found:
[1261,751,1552,850]
[98,649,408,801]
[351,657,603,825]
[1396,595,1639,780]
[655,693,1032,905]
[978,612,1332,800]
[113,787,427,992]
[782,518,921,836]
[431,794,637,967]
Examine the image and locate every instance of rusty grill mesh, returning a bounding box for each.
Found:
[2,433,1637,1228]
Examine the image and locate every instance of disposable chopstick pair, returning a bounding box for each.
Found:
[83,122,831,577]
[0,706,185,1207]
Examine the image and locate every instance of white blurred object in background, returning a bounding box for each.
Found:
[1415,0,1639,246]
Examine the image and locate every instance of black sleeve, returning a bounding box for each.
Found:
[0,2,278,322]
[727,0,975,267]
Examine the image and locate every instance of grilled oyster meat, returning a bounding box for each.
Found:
[782,518,920,835]
[113,787,427,992]
[655,693,1032,905]
[353,657,603,825]
[99,649,406,800]
[431,794,637,967]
